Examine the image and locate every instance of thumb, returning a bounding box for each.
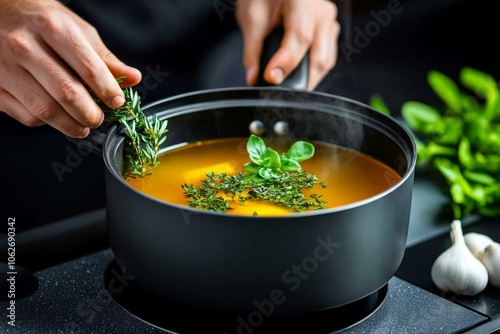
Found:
[263,29,309,86]
[101,51,142,87]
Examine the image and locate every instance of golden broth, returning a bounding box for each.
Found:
[126,137,401,216]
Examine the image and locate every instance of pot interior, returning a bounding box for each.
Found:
[106,87,416,190]
[104,88,416,206]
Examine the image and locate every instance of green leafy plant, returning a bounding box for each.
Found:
[91,77,168,178]
[243,134,315,180]
[181,135,327,215]
[368,94,391,115]
[371,67,500,219]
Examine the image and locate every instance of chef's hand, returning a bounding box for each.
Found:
[0,0,142,138]
[236,0,340,91]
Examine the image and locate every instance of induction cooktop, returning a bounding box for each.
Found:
[1,176,499,334]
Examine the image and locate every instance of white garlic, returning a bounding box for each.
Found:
[464,232,494,258]
[478,242,500,288]
[431,220,489,296]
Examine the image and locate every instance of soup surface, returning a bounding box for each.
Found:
[126,137,401,216]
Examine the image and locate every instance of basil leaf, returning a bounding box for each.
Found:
[428,70,462,111]
[463,170,497,185]
[285,141,315,162]
[458,137,475,169]
[247,134,267,165]
[485,91,500,120]
[460,67,497,99]
[280,158,301,171]
[471,153,500,173]
[264,147,281,169]
[244,172,264,183]
[369,94,391,115]
[242,162,262,174]
[401,101,444,135]
[471,185,487,206]
[426,142,456,157]
[436,117,462,145]
[259,167,279,180]
[488,184,500,200]
[434,157,460,183]
[450,183,465,204]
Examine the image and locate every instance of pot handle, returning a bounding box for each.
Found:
[256,26,309,90]
[65,122,113,156]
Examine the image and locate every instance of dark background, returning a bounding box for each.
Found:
[1,0,498,232]
[347,0,500,112]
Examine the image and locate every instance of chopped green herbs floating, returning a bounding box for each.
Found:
[181,135,327,215]
[370,67,500,219]
[91,77,168,178]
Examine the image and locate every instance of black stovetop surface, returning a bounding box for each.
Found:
[1,175,499,333]
[0,246,493,334]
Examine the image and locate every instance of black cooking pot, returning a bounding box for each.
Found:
[74,29,416,315]
[97,89,416,315]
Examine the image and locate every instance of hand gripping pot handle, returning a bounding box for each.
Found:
[256,26,309,90]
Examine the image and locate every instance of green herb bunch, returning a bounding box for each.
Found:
[373,67,500,219]
[91,77,168,178]
[181,135,327,215]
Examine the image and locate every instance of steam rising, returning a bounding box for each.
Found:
[257,89,365,151]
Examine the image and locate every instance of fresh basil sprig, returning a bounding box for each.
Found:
[243,134,314,180]
[371,67,500,219]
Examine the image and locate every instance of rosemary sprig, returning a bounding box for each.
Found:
[181,135,327,215]
[90,77,168,178]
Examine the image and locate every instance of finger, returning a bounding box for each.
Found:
[1,29,101,132]
[237,0,276,87]
[36,14,125,109]
[263,24,314,86]
[308,20,340,90]
[241,26,269,86]
[99,48,142,88]
[0,87,44,127]
[65,9,142,88]
[0,77,90,138]
[17,38,105,130]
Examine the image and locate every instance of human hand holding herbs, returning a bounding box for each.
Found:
[91,77,168,178]
[182,134,327,215]
[371,67,500,219]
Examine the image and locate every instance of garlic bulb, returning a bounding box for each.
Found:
[464,232,494,258]
[431,220,489,296]
[478,242,500,288]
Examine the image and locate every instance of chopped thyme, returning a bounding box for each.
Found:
[181,135,328,214]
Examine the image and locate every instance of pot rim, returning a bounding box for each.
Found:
[103,86,417,219]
